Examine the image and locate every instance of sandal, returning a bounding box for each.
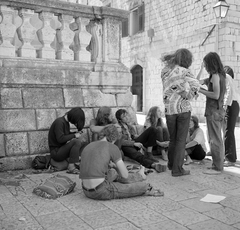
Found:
[67,168,80,174]
[126,165,140,171]
[145,188,164,197]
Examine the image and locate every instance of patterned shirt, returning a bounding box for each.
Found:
[161,65,200,115]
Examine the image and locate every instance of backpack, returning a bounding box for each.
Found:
[32,155,51,170]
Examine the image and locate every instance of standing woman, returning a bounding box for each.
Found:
[144,106,169,161]
[161,48,200,177]
[223,66,240,167]
[197,52,226,174]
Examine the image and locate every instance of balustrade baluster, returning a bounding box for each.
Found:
[60,14,75,60]
[16,9,36,58]
[86,20,102,62]
[79,18,91,62]
[0,6,16,57]
[37,11,55,59]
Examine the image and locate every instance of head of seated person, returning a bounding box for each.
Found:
[96,106,116,126]
[99,124,119,144]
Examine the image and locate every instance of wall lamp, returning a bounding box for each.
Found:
[201,0,230,46]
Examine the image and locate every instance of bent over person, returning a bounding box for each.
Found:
[80,124,164,200]
[48,107,85,174]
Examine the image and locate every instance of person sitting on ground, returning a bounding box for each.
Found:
[115,109,167,173]
[80,124,164,200]
[48,107,85,174]
[144,106,170,161]
[89,106,121,148]
[184,115,207,165]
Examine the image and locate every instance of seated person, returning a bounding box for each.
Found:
[80,124,164,200]
[48,107,85,174]
[89,106,121,148]
[144,106,170,161]
[184,115,207,165]
[115,109,167,173]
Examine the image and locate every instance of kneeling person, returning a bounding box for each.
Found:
[80,124,164,200]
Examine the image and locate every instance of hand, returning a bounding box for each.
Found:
[75,132,81,138]
[134,142,143,149]
[178,90,188,99]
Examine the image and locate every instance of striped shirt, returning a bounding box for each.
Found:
[161,65,200,115]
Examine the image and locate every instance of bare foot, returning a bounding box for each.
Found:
[138,165,147,180]
[184,156,193,165]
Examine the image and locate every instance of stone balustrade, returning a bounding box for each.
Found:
[0,0,133,171]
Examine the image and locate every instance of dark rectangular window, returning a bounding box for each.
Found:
[122,18,129,37]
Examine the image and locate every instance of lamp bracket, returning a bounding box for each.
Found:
[200,24,216,46]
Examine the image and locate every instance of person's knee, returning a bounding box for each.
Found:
[71,138,83,147]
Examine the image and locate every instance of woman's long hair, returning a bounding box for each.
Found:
[162,48,193,69]
[203,52,226,77]
[189,115,199,135]
[146,106,164,128]
[95,106,112,126]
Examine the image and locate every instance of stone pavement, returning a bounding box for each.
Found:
[1,122,240,230]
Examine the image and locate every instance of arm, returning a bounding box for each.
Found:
[89,119,105,133]
[199,74,220,100]
[197,62,204,80]
[185,140,198,149]
[115,159,128,179]
[54,120,75,144]
[186,128,205,149]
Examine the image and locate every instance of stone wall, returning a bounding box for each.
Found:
[109,0,240,122]
[0,0,133,171]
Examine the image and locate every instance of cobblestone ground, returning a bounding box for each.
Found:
[1,123,240,230]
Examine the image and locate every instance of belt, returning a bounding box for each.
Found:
[82,181,104,192]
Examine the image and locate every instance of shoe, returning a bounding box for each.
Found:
[172,169,190,177]
[203,169,222,175]
[145,152,159,163]
[153,163,167,173]
[223,161,235,167]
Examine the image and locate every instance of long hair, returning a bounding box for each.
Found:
[191,115,199,130]
[146,106,164,128]
[162,48,193,69]
[95,106,112,126]
[203,52,226,77]
[224,65,234,79]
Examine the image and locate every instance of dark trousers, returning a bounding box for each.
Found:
[50,139,82,164]
[186,144,206,160]
[121,146,155,168]
[225,100,239,163]
[134,126,157,147]
[166,112,191,174]
[122,127,157,168]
